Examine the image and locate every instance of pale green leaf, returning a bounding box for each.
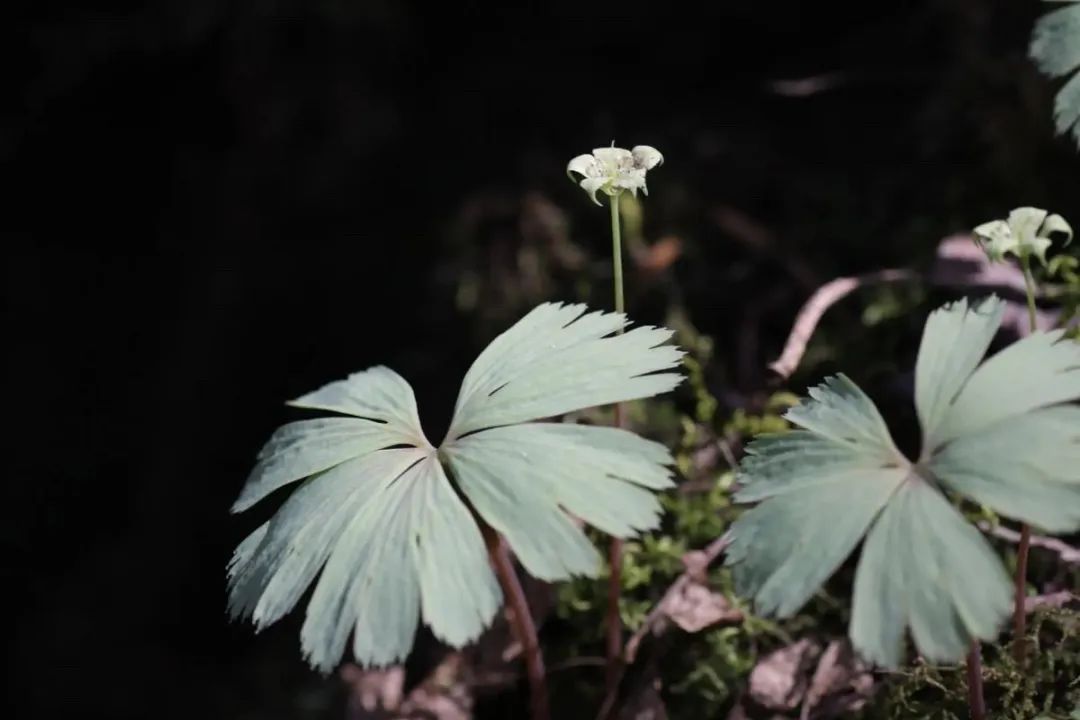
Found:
[727,294,1080,667]
[930,405,1080,532]
[726,376,907,618]
[232,418,420,512]
[1031,1,1080,76]
[734,432,901,504]
[229,449,427,631]
[1055,71,1080,145]
[443,440,602,581]
[445,303,683,440]
[300,450,428,670]
[410,456,503,648]
[444,423,673,543]
[229,302,683,671]
[915,296,1004,448]
[288,366,430,444]
[294,453,502,670]
[934,327,1080,445]
[1031,0,1080,148]
[785,374,899,455]
[851,479,1012,667]
[728,464,905,619]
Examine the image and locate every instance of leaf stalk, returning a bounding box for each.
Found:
[481,520,550,720]
[966,641,987,720]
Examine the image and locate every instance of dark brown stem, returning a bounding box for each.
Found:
[481,521,550,720]
[1012,524,1032,663]
[966,641,986,720]
[605,403,626,704]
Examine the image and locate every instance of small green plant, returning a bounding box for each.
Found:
[973,207,1074,666]
[724,294,1080,671]
[227,302,683,720]
[1030,0,1080,150]
[567,143,664,699]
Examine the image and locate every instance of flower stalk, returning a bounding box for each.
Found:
[972,207,1075,668]
[606,191,625,698]
[1012,251,1039,665]
[567,143,664,711]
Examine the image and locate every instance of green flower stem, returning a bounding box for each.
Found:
[1021,255,1039,332]
[481,519,550,720]
[611,192,624,317]
[1013,253,1039,665]
[606,191,626,704]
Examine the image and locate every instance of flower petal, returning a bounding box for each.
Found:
[579,176,607,206]
[631,145,664,170]
[613,167,646,194]
[1007,206,1050,244]
[1042,212,1074,246]
[1030,236,1054,266]
[566,153,599,179]
[592,146,633,166]
[972,220,1014,262]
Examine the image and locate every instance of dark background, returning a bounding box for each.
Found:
[6,1,1079,718]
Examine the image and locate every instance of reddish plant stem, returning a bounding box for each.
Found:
[605,405,626,701]
[1013,258,1038,666]
[966,642,986,720]
[1012,524,1032,662]
[481,521,550,720]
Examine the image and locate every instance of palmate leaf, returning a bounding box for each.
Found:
[228,303,683,671]
[1031,0,1080,149]
[725,295,1080,667]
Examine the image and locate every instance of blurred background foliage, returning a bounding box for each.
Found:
[5,0,1080,718]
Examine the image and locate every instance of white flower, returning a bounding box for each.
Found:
[973,207,1073,266]
[566,145,664,206]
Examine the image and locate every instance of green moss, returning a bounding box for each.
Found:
[870,609,1080,720]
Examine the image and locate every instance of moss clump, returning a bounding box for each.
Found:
[870,609,1080,720]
